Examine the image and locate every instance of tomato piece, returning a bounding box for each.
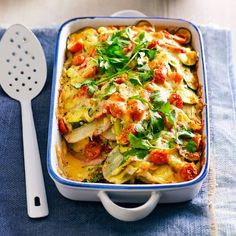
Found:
[84,66,98,78]
[123,42,134,53]
[169,93,183,108]
[68,41,84,53]
[72,53,85,66]
[153,64,168,85]
[180,163,198,181]
[77,85,91,98]
[147,40,157,49]
[99,33,109,42]
[117,124,137,145]
[109,93,125,102]
[169,72,183,83]
[84,141,102,160]
[108,103,125,119]
[58,118,68,135]
[149,150,168,165]
[114,74,128,84]
[127,99,145,121]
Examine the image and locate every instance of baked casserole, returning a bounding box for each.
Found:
[56,21,205,184]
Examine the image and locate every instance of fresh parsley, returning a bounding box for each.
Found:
[72,80,98,95]
[128,133,153,150]
[186,140,197,153]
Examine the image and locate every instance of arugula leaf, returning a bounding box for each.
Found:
[128,133,152,150]
[186,140,197,153]
[123,148,149,159]
[150,91,165,110]
[137,70,154,82]
[136,32,146,44]
[100,82,117,98]
[146,49,157,60]
[150,112,164,134]
[72,80,98,95]
[129,77,143,86]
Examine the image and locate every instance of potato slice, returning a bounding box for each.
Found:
[65,117,111,143]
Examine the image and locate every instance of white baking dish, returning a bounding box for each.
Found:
[47,15,209,221]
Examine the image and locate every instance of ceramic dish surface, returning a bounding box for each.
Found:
[47,15,209,221]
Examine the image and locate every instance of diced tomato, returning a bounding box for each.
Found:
[107,103,125,119]
[99,33,109,42]
[68,41,84,53]
[169,93,183,108]
[114,74,128,84]
[123,42,134,53]
[84,141,102,160]
[180,163,198,181]
[72,53,85,66]
[147,40,157,49]
[127,99,145,121]
[153,64,168,85]
[77,85,91,98]
[170,72,183,83]
[117,124,137,145]
[84,66,98,78]
[149,150,168,165]
[109,93,125,102]
[58,118,68,135]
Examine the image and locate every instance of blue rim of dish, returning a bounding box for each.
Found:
[47,16,210,190]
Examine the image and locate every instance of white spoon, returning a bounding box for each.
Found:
[0,24,49,218]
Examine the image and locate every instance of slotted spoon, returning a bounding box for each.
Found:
[0,24,49,218]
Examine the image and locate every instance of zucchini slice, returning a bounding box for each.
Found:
[179,51,198,66]
[174,28,192,44]
[177,86,198,104]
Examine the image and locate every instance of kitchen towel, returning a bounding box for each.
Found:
[0,25,235,236]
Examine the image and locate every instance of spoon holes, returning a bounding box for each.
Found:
[9,83,12,87]
[10,38,14,43]
[12,52,16,56]
[27,76,31,80]
[22,83,25,87]
[23,37,27,41]
[6,59,10,63]
[25,50,28,55]
[15,78,18,81]
[8,71,11,75]
[17,45,21,49]
[16,89,19,92]
[34,81,38,84]
[19,58,22,62]
[13,65,17,69]
[33,69,37,72]
[20,71,24,75]
[32,56,35,60]
[16,32,19,35]
[29,88,32,91]
[26,63,30,67]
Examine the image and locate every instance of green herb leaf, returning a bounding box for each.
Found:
[146,49,157,60]
[129,77,143,86]
[100,82,117,98]
[186,140,197,153]
[137,70,154,82]
[123,148,149,159]
[150,112,164,134]
[72,80,98,95]
[128,133,152,150]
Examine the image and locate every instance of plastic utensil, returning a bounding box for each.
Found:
[0,24,49,218]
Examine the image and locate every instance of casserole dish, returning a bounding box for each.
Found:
[47,14,209,221]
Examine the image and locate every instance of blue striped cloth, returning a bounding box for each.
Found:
[0,26,235,235]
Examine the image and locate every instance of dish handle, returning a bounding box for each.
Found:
[98,191,161,221]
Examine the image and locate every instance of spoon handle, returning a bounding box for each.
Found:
[20,100,49,218]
